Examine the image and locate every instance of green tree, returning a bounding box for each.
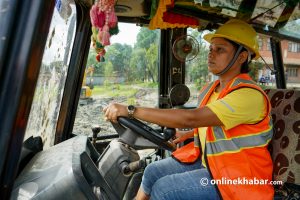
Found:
[281,19,300,36]
[186,29,209,88]
[104,61,113,77]
[90,27,160,84]
[133,28,159,83]
[105,43,132,74]
[135,28,159,49]
[145,43,159,82]
[129,48,147,82]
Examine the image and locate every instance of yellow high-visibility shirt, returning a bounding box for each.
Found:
[199,88,266,167]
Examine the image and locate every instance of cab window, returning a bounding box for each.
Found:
[257,36,300,90]
[24,1,77,149]
[73,23,160,136]
[185,29,211,106]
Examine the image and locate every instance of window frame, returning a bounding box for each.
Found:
[287,67,298,77]
[0,1,55,198]
[53,3,93,144]
[288,41,300,52]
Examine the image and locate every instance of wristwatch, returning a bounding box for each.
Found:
[127,105,136,118]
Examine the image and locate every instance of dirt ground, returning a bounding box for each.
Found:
[73,88,158,137]
[73,86,198,138]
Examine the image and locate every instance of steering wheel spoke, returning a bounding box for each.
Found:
[112,117,176,151]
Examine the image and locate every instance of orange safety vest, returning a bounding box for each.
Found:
[172,74,274,200]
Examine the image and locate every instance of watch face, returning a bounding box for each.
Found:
[128,105,135,111]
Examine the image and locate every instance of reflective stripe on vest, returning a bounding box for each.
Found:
[206,124,273,156]
[197,82,215,106]
[230,77,256,87]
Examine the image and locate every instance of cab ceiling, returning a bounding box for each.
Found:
[114,0,300,42]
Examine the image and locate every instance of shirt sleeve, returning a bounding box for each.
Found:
[206,88,267,130]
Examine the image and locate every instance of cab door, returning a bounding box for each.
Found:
[0,0,92,198]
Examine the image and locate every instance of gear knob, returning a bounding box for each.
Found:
[92,125,101,145]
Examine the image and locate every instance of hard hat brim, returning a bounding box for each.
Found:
[203,33,260,60]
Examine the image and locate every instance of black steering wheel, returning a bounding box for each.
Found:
[112,117,176,151]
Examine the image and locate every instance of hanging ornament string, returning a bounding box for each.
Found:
[90,0,119,62]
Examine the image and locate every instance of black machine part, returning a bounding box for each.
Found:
[11,118,176,200]
[169,84,190,106]
[112,117,176,151]
[11,136,108,200]
[97,139,140,200]
[17,136,43,176]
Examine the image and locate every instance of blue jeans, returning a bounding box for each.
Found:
[141,157,220,200]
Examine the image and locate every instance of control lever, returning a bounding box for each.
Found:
[92,125,101,145]
[122,159,146,176]
[163,128,176,141]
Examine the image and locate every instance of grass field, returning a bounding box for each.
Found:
[92,82,158,98]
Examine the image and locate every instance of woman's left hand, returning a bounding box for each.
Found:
[103,103,128,123]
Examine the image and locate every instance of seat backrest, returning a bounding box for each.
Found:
[264,89,300,184]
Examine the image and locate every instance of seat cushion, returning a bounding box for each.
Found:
[264,89,300,184]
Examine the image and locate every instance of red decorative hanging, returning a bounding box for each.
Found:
[90,0,119,62]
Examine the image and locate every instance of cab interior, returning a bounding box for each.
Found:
[0,0,300,199]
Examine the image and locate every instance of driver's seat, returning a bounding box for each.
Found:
[264,89,300,199]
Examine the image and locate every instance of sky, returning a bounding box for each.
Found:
[110,22,141,47]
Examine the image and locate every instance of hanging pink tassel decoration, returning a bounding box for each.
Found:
[90,5,105,28]
[108,11,118,28]
[101,31,110,46]
[97,11,105,28]
[101,25,111,46]
[90,5,98,26]
[97,27,104,42]
[90,0,118,61]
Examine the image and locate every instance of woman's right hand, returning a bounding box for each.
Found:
[172,130,193,144]
[103,103,127,123]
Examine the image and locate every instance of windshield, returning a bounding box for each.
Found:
[73,23,160,137]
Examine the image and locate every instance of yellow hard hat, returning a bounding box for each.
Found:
[204,19,260,60]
